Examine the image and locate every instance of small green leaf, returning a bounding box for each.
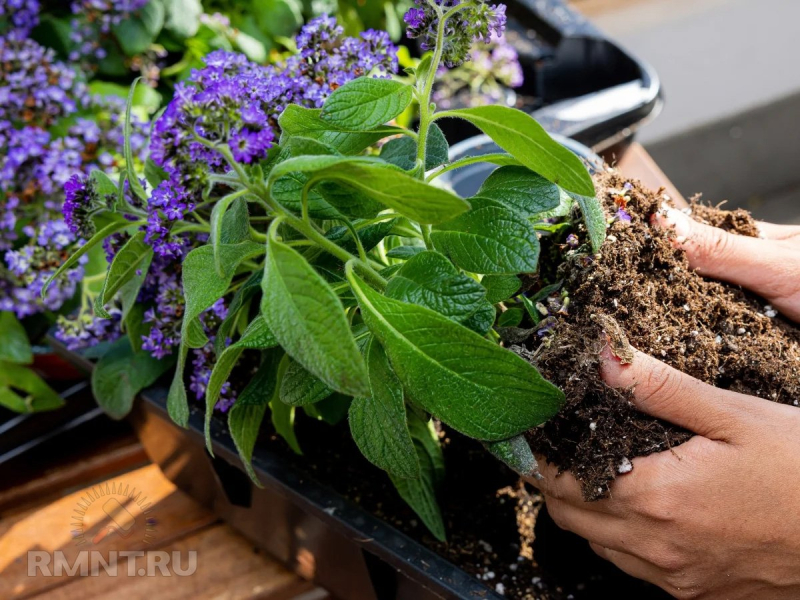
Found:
[269,156,470,225]
[415,53,433,93]
[481,275,521,304]
[229,350,283,485]
[390,409,446,541]
[42,219,134,298]
[0,364,64,413]
[477,166,561,218]
[94,232,153,318]
[349,338,420,479]
[215,270,263,356]
[90,170,118,198]
[92,337,174,419]
[430,197,541,274]
[279,105,403,155]
[205,316,277,452]
[112,1,165,55]
[307,393,351,425]
[386,245,425,260]
[270,355,302,454]
[261,234,369,397]
[325,218,397,256]
[385,251,487,325]
[379,123,448,171]
[484,435,538,476]
[279,360,333,406]
[0,312,33,365]
[321,77,413,130]
[348,268,565,441]
[440,106,595,197]
[497,307,524,328]
[573,193,607,253]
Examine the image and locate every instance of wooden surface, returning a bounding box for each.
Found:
[0,443,328,600]
[613,142,688,207]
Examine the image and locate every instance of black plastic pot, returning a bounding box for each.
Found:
[436,0,661,153]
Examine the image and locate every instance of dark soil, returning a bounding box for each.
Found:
[525,172,800,500]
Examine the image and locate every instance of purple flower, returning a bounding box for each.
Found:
[615,208,632,223]
[63,174,98,237]
[404,7,426,29]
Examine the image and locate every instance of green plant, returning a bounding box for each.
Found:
[48,3,603,540]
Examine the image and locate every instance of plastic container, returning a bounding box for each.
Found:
[438,0,661,153]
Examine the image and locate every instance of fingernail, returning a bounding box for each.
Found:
[655,204,692,242]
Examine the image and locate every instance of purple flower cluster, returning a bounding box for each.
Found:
[432,34,523,109]
[55,308,122,351]
[146,15,398,258]
[188,299,237,411]
[0,0,40,39]
[67,0,150,67]
[2,219,86,318]
[404,0,507,68]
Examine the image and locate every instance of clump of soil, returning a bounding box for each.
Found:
[526,172,800,500]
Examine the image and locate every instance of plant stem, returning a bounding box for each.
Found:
[425,153,514,182]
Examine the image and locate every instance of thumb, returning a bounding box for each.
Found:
[599,345,745,441]
[657,207,800,321]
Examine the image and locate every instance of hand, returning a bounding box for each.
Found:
[530,216,800,599]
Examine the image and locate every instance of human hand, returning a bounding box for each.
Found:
[530,216,800,599]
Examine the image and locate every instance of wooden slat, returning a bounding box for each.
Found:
[33,524,328,600]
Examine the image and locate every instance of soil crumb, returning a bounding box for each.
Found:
[525,172,800,500]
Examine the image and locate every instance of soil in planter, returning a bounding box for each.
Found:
[524,173,800,500]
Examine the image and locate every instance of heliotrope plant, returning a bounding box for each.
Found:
[48,2,604,540]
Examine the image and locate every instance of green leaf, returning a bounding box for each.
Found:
[205,316,277,451]
[350,338,419,479]
[0,364,64,413]
[215,270,262,356]
[42,219,134,298]
[461,301,496,336]
[573,193,607,253]
[161,0,202,38]
[279,106,404,155]
[385,251,487,325]
[144,158,169,188]
[92,338,174,419]
[112,1,165,55]
[90,170,118,199]
[210,192,249,277]
[385,245,425,260]
[0,312,33,365]
[229,350,282,485]
[269,156,470,225]
[379,123,447,171]
[321,77,413,131]
[124,79,147,202]
[168,242,264,427]
[440,106,595,197]
[270,355,302,454]
[476,166,561,218]
[390,409,446,541]
[497,307,524,328]
[261,234,369,397]
[414,53,433,93]
[254,0,303,37]
[481,275,521,304]
[406,410,446,486]
[348,269,564,441]
[325,219,397,255]
[286,136,340,157]
[279,360,333,406]
[430,197,541,274]
[94,232,153,318]
[306,393,351,425]
[484,435,538,476]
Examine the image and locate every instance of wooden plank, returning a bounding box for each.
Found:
[0,464,216,599]
[33,524,329,600]
[0,437,147,516]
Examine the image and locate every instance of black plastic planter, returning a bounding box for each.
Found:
[436,0,661,153]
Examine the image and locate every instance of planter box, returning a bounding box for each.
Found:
[438,0,661,153]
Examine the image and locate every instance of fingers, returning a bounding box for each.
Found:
[658,208,800,321]
[757,221,800,243]
[600,345,746,440]
[589,542,663,585]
